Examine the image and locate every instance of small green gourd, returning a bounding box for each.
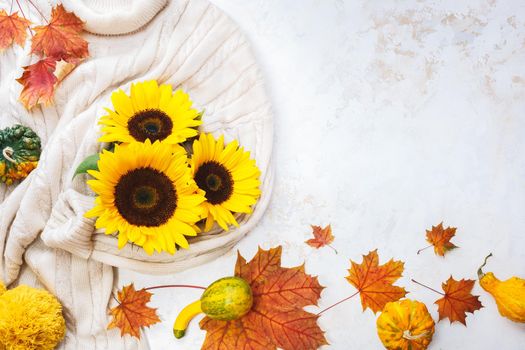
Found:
[173,277,253,339]
[0,124,41,185]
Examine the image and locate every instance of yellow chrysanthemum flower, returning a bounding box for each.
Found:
[85,140,205,255]
[98,80,201,145]
[0,282,66,350]
[190,133,261,231]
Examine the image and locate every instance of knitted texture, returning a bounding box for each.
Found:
[0,0,273,348]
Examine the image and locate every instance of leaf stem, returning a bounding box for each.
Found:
[327,244,338,254]
[317,291,359,315]
[111,284,205,305]
[26,0,48,23]
[15,0,27,19]
[144,284,206,291]
[416,244,432,255]
[10,0,14,13]
[15,0,33,36]
[411,279,444,296]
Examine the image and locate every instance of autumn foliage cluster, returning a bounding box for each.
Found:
[106,221,492,350]
[0,4,88,109]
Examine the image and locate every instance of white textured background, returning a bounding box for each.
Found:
[120,1,525,349]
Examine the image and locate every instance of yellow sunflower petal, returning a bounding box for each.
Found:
[130,81,147,111]
[143,80,160,109]
[191,133,261,232]
[85,140,202,254]
[174,234,189,249]
[117,232,128,249]
[159,84,173,111]
[204,211,215,232]
[99,81,201,145]
[111,89,134,117]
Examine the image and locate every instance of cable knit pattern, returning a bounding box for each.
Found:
[61,0,169,35]
[0,0,273,348]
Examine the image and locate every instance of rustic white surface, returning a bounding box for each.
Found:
[119,1,525,349]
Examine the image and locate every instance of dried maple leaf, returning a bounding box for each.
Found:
[16,58,77,109]
[421,222,458,256]
[435,276,482,325]
[200,246,327,350]
[31,4,88,61]
[346,250,407,313]
[16,58,58,109]
[108,284,160,339]
[306,225,336,252]
[0,10,31,50]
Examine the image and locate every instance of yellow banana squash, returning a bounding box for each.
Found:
[478,253,525,323]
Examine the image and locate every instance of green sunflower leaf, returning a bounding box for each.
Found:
[196,109,205,121]
[73,153,100,178]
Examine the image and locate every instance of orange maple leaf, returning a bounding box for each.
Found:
[0,10,31,50]
[31,4,88,61]
[306,225,336,251]
[435,276,482,325]
[16,58,58,109]
[108,284,161,339]
[200,246,327,350]
[423,222,458,256]
[346,250,407,313]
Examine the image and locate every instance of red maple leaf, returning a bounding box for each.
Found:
[200,246,327,350]
[346,250,407,313]
[0,10,31,50]
[435,277,483,325]
[306,224,336,252]
[31,4,88,61]
[108,284,161,339]
[16,58,58,109]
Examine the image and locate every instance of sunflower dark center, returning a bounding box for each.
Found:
[194,161,233,205]
[115,167,177,227]
[128,109,173,142]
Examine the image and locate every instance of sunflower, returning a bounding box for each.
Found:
[190,133,261,231]
[98,80,201,145]
[85,140,205,255]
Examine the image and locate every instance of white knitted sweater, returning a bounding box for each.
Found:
[0,0,273,348]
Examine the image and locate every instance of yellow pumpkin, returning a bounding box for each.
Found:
[478,254,525,323]
[377,299,435,350]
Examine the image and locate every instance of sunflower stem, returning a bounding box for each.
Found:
[317,291,359,315]
[411,279,444,296]
[416,244,432,255]
[144,284,206,291]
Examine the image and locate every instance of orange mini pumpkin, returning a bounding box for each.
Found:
[376,299,435,350]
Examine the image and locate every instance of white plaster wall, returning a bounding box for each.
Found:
[120,1,525,349]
